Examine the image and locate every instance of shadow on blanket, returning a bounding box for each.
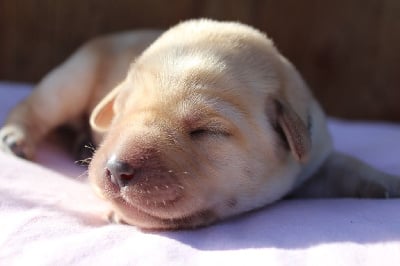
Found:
[162,198,400,250]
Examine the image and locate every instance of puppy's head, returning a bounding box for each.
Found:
[88,20,317,230]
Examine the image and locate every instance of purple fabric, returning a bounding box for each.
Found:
[1,82,399,265]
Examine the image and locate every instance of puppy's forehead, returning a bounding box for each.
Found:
[175,94,244,124]
[131,22,281,95]
[124,22,284,123]
[125,66,267,130]
[130,51,228,92]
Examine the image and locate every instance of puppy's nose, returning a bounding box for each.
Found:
[106,157,135,188]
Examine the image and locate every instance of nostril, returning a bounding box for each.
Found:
[106,157,135,188]
[120,173,134,180]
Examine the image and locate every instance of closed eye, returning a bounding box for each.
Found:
[189,128,231,139]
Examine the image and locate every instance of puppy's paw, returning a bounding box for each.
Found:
[0,125,34,159]
[106,210,128,225]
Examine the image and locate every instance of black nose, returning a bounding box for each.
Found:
[106,157,135,188]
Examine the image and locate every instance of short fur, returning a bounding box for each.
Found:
[1,19,399,230]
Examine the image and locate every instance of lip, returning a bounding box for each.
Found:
[111,196,217,230]
[101,173,185,210]
[123,188,183,207]
[113,195,182,223]
[98,171,216,229]
[120,182,185,210]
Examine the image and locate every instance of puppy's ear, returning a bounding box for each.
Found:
[266,97,311,162]
[90,86,121,133]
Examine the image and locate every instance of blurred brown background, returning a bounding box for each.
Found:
[0,0,399,121]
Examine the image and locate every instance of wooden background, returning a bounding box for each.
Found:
[0,0,399,121]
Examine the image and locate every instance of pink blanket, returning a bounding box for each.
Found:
[1,82,400,265]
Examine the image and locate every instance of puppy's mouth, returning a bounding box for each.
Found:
[88,148,218,229]
[117,181,185,211]
[104,169,184,207]
[110,195,217,230]
[102,178,217,229]
[94,166,219,229]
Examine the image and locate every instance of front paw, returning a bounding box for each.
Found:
[0,125,34,159]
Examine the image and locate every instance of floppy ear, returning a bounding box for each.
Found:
[90,86,121,134]
[266,97,311,162]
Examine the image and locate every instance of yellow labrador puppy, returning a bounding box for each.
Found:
[1,19,399,230]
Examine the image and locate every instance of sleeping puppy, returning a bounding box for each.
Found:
[1,19,399,230]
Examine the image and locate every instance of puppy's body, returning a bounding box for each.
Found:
[1,19,399,230]
[1,30,161,154]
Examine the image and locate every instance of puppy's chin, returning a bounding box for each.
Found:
[99,179,218,230]
[109,197,218,230]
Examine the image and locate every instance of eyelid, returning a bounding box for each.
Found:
[189,119,233,138]
[189,128,231,139]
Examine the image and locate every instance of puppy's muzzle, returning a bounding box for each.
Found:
[100,146,185,207]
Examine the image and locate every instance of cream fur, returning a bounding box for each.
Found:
[1,19,398,230]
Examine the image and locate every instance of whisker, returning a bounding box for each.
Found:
[76,169,89,180]
[75,157,93,166]
[84,144,96,152]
